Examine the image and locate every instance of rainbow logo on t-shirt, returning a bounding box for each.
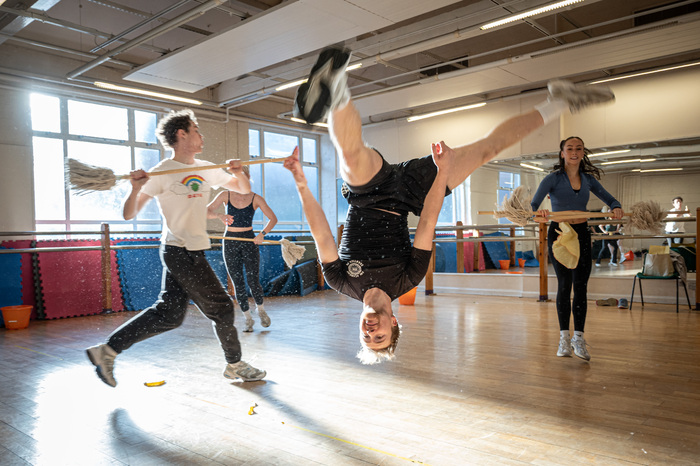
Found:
[182,174,205,192]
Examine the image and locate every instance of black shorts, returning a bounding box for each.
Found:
[342,152,452,216]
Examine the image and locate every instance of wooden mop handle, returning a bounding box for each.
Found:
[479,210,629,218]
[209,235,282,245]
[119,158,279,179]
[480,209,677,224]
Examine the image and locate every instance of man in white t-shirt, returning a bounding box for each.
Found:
[665,196,690,245]
[86,109,266,386]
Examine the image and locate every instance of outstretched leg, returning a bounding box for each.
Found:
[445,80,614,190]
[329,102,383,187]
[446,110,545,190]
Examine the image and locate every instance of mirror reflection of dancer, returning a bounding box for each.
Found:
[86,109,266,386]
[207,167,278,332]
[595,206,620,267]
[665,196,690,245]
[292,46,615,364]
[532,136,623,361]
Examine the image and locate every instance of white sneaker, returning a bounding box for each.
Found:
[548,79,615,113]
[595,263,601,267]
[571,337,591,361]
[610,261,619,267]
[86,344,118,387]
[243,311,254,333]
[256,305,271,328]
[223,360,266,382]
[557,337,572,357]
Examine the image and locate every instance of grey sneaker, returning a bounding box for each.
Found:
[86,344,118,387]
[223,361,266,382]
[596,298,618,306]
[548,79,615,113]
[242,311,254,333]
[557,337,572,357]
[256,305,271,328]
[571,337,591,361]
[618,298,629,309]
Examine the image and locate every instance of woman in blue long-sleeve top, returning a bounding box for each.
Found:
[531,136,623,361]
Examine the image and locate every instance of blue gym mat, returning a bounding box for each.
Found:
[0,246,23,327]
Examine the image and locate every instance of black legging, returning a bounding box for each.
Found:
[223,230,264,312]
[548,222,592,332]
[108,245,241,363]
[596,238,619,263]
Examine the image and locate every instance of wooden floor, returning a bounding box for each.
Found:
[1,290,699,465]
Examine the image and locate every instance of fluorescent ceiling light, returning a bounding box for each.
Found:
[600,158,655,165]
[481,0,584,30]
[631,168,683,173]
[520,163,544,171]
[94,81,202,105]
[290,116,328,128]
[275,63,362,92]
[590,61,700,85]
[276,78,308,92]
[588,149,630,157]
[407,102,485,122]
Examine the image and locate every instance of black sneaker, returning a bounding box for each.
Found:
[293,47,351,124]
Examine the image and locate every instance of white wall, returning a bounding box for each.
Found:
[0,88,33,234]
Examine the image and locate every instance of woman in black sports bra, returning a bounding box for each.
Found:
[207,167,278,332]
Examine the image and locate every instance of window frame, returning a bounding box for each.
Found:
[30,92,163,235]
[248,125,321,232]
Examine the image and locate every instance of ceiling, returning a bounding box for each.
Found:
[1,0,699,172]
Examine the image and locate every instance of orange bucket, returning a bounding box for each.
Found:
[398,287,417,305]
[498,260,510,270]
[1,305,32,330]
[518,258,526,267]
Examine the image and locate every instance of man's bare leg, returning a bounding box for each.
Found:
[329,101,384,187]
[445,78,615,190]
[446,109,545,190]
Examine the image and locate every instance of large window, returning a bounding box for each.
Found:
[248,126,320,231]
[30,93,162,235]
[497,171,521,225]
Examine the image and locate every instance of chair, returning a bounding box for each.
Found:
[629,254,691,313]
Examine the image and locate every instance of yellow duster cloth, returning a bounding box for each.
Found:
[552,222,580,269]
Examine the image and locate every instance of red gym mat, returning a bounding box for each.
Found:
[36,240,124,319]
[463,233,486,273]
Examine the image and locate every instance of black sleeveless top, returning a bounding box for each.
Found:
[226,193,255,228]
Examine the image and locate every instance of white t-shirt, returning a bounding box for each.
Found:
[665,207,688,234]
[141,158,232,250]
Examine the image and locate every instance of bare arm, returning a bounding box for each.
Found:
[206,191,233,225]
[222,159,251,194]
[253,195,278,244]
[284,148,339,264]
[413,141,453,251]
[122,169,152,220]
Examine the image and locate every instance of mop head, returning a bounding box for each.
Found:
[280,238,306,268]
[552,222,580,269]
[628,200,665,234]
[67,158,119,194]
[494,186,533,226]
